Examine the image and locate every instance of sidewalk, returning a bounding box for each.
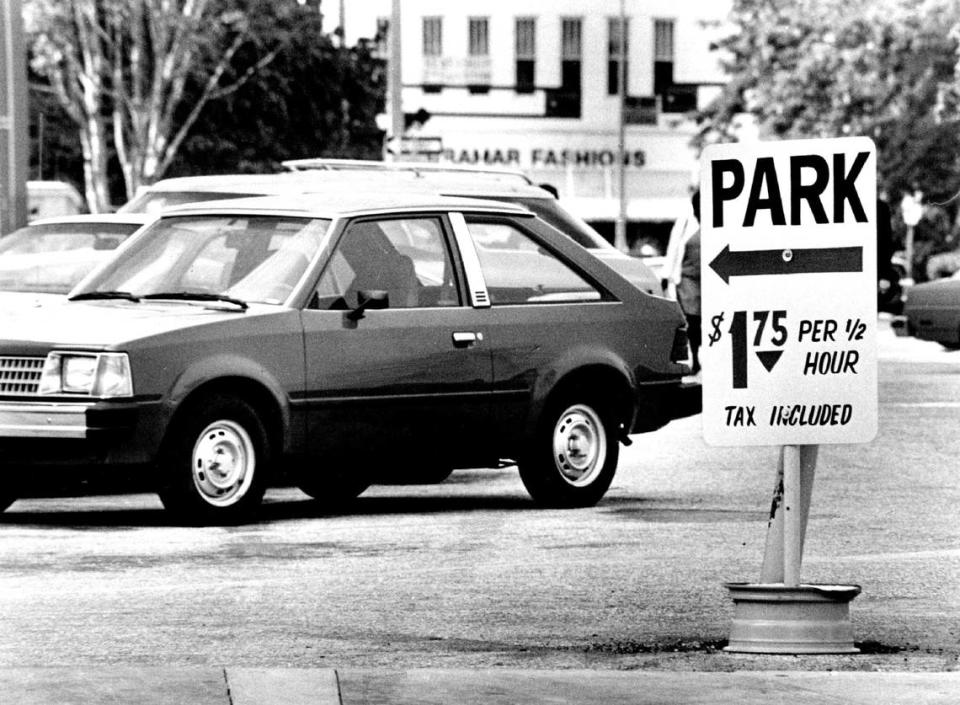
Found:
[2,667,959,705]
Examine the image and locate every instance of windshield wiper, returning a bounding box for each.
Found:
[141,292,248,310]
[69,290,140,302]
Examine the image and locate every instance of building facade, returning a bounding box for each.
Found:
[335,0,732,250]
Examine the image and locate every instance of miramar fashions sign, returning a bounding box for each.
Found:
[439,146,648,169]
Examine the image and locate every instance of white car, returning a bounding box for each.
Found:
[119,165,663,295]
[0,213,152,304]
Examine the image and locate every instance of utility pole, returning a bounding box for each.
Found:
[386,0,403,162]
[613,0,629,252]
[0,0,29,234]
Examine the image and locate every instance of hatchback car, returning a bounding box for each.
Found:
[0,194,691,523]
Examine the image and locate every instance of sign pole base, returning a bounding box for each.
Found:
[724,445,860,654]
[723,582,861,654]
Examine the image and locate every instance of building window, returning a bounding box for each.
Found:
[469,17,489,56]
[467,17,491,93]
[423,16,443,57]
[515,17,536,94]
[547,17,582,117]
[375,17,389,57]
[607,17,629,96]
[654,19,674,104]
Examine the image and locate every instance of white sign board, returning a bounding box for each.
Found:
[700,137,878,446]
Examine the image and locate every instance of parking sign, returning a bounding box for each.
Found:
[700,137,878,446]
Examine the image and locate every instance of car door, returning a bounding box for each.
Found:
[299,214,494,469]
[455,214,621,449]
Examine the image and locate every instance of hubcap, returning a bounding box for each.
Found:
[552,404,606,486]
[192,419,255,507]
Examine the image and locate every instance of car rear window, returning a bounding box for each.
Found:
[486,197,613,250]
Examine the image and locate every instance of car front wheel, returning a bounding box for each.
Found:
[158,395,270,524]
[519,393,619,508]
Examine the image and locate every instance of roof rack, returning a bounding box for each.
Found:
[280,158,535,185]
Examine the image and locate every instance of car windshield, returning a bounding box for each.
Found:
[118,190,259,214]
[0,222,140,294]
[77,215,331,305]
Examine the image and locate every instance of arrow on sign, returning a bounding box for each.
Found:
[756,350,784,372]
[709,245,862,284]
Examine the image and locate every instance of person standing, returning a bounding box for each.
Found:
[661,190,699,298]
[676,191,702,375]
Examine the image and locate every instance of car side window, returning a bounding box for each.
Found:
[313,217,461,310]
[465,220,603,305]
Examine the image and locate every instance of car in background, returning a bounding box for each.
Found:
[119,164,663,296]
[26,180,86,221]
[0,213,151,304]
[0,193,692,524]
[894,274,960,347]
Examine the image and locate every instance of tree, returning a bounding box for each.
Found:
[24,0,291,211]
[167,8,384,175]
[698,0,960,202]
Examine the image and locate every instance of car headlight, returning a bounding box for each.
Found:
[39,352,133,397]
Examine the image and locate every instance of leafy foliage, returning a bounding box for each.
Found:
[168,4,384,175]
[698,0,960,202]
[25,0,384,208]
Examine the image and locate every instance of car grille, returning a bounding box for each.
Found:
[0,357,45,395]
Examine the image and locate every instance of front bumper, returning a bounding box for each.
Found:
[0,397,165,466]
[0,402,95,438]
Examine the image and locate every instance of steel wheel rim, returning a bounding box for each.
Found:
[552,404,606,487]
[192,419,256,507]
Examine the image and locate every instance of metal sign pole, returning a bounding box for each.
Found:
[1,0,29,234]
[760,445,817,585]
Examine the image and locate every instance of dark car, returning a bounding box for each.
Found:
[896,275,960,347]
[0,194,691,524]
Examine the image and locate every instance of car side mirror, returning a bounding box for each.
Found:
[346,289,389,321]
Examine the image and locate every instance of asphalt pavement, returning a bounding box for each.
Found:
[2,316,957,703]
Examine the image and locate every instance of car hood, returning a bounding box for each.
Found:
[591,250,662,295]
[0,299,260,348]
[0,291,66,310]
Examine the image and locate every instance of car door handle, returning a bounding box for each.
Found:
[452,331,482,348]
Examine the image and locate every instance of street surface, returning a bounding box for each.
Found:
[0,317,957,672]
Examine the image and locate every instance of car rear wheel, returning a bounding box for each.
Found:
[158,395,270,524]
[519,391,619,507]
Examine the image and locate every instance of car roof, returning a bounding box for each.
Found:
[281,158,535,185]
[134,170,554,198]
[26,213,154,227]
[161,192,533,220]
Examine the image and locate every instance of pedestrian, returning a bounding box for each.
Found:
[661,189,699,298]
[876,198,903,313]
[676,190,702,375]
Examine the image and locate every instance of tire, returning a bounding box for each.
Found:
[519,391,620,508]
[158,395,270,524]
[297,461,370,508]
